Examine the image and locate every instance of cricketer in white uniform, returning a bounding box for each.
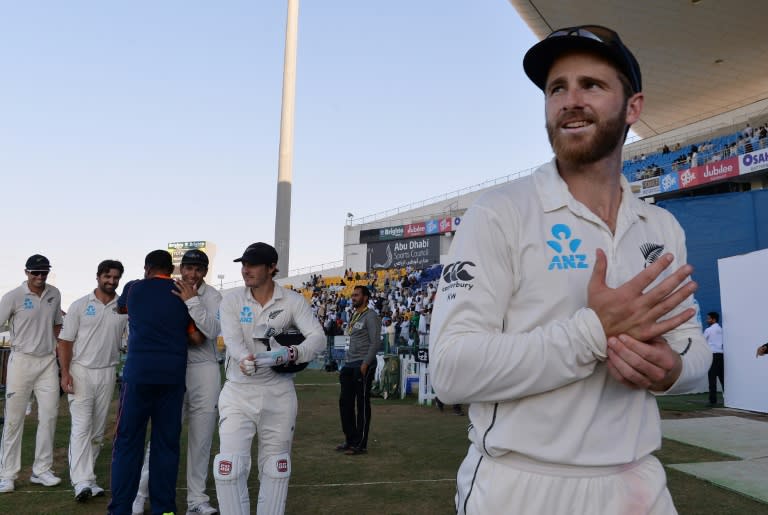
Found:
[430,26,711,515]
[58,259,127,502]
[213,242,324,515]
[132,249,222,515]
[0,254,64,493]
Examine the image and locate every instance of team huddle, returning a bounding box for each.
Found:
[0,242,356,515]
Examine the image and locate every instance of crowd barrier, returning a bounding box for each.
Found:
[320,333,438,405]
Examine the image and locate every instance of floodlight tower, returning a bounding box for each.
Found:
[274,0,299,278]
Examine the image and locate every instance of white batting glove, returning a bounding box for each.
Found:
[240,356,256,376]
[254,346,297,367]
[254,347,289,367]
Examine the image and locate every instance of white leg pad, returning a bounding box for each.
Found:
[213,453,251,515]
[134,443,150,501]
[256,453,291,515]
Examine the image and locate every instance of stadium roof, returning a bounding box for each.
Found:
[509,0,768,138]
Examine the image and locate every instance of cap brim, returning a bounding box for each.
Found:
[523,37,625,92]
[234,258,269,264]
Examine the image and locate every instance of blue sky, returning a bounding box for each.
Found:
[0,1,554,308]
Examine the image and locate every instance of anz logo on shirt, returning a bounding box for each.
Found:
[240,306,253,324]
[85,305,97,317]
[547,224,589,271]
[23,298,34,310]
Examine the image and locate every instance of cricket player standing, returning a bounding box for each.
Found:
[0,254,64,493]
[132,249,222,515]
[108,250,203,515]
[58,259,127,502]
[430,25,711,514]
[213,242,324,515]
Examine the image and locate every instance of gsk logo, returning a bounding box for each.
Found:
[85,305,97,316]
[240,307,253,324]
[23,299,34,310]
[547,224,589,271]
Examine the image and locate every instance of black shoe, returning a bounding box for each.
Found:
[344,446,367,455]
[335,442,351,452]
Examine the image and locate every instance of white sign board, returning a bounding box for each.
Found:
[718,248,768,413]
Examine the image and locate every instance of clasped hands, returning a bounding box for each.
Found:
[588,249,696,391]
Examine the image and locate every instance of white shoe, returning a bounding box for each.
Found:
[187,501,219,514]
[132,494,147,515]
[89,481,105,497]
[74,482,92,502]
[30,471,62,487]
[25,401,32,416]
[0,479,14,493]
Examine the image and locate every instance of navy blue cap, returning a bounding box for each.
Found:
[234,242,278,265]
[523,25,642,94]
[181,249,209,267]
[25,254,51,271]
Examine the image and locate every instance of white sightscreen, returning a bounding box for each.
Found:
[718,248,768,413]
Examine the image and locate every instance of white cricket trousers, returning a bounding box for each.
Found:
[184,362,221,507]
[218,380,297,477]
[0,352,60,480]
[456,445,677,515]
[67,363,116,485]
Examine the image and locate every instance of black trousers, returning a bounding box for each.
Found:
[339,363,376,449]
[708,352,724,403]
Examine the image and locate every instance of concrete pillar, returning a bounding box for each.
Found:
[274,0,299,278]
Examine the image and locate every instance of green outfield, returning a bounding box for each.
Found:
[0,370,766,514]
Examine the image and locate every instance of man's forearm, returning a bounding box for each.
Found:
[57,340,74,374]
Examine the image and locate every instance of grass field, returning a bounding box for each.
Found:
[0,370,766,514]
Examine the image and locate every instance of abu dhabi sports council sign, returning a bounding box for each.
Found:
[367,236,439,271]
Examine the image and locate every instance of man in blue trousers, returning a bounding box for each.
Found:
[108,250,203,515]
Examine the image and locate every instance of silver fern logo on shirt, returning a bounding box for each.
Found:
[547,224,589,271]
[640,243,664,267]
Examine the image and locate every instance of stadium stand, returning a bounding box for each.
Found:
[623,121,768,183]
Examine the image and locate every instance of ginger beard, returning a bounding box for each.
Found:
[546,100,627,166]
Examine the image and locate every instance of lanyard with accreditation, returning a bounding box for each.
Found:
[346,308,368,343]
